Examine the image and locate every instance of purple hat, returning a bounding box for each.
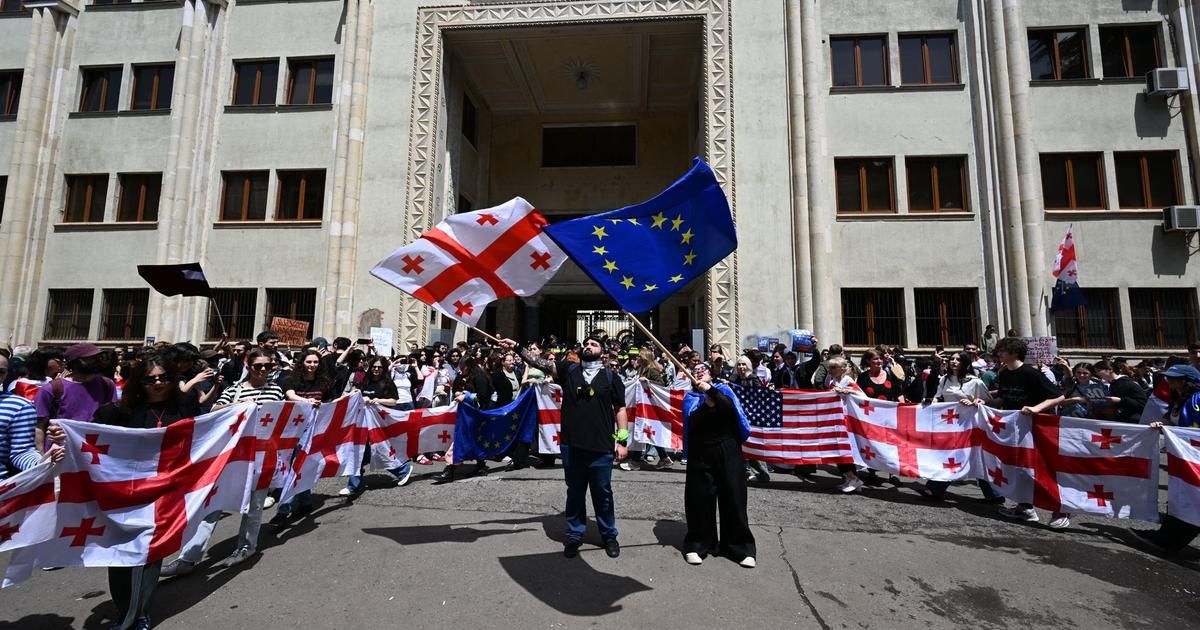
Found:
[64,343,102,363]
[1162,364,1200,385]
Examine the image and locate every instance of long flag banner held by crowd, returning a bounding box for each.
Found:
[8,388,1200,585]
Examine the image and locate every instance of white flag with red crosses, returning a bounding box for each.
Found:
[366,403,460,468]
[0,460,58,553]
[252,401,311,491]
[627,381,685,451]
[370,198,566,326]
[1163,426,1200,527]
[278,395,368,504]
[841,397,977,481]
[534,383,563,455]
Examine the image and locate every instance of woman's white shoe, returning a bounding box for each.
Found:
[739,556,756,568]
[684,552,703,565]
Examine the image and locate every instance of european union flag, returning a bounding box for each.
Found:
[452,387,539,463]
[1050,279,1088,312]
[543,157,737,314]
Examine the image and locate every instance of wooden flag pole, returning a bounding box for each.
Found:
[208,298,228,338]
[621,310,698,386]
[469,326,503,345]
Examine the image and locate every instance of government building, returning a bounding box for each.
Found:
[1,0,1198,356]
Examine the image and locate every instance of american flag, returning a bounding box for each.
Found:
[732,386,854,465]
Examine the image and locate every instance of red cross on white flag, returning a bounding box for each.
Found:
[1162,426,1200,527]
[1051,224,1079,286]
[365,402,460,469]
[842,397,977,481]
[370,198,566,326]
[278,395,369,505]
[534,383,563,455]
[0,461,58,555]
[627,381,686,451]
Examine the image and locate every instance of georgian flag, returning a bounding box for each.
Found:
[0,460,59,553]
[626,381,685,451]
[365,403,459,469]
[973,407,1037,503]
[370,198,566,326]
[1050,225,1086,311]
[253,401,311,491]
[1163,426,1200,527]
[534,383,563,455]
[842,397,976,480]
[278,395,368,504]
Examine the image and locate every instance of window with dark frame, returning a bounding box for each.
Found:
[1130,288,1198,349]
[276,170,325,221]
[1100,24,1161,79]
[1040,153,1106,210]
[841,288,905,347]
[1,70,20,117]
[1028,28,1089,80]
[906,156,967,212]
[79,66,122,113]
[130,64,173,111]
[1054,288,1123,348]
[542,125,637,168]
[208,288,256,341]
[265,289,317,333]
[116,173,162,222]
[0,0,30,12]
[100,289,148,341]
[45,289,93,340]
[836,157,895,213]
[1115,151,1180,209]
[63,174,108,223]
[286,57,334,105]
[899,33,958,85]
[231,60,279,106]
[914,289,978,348]
[462,93,478,148]
[219,171,269,221]
[830,35,889,87]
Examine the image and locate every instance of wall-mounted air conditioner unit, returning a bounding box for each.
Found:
[1163,205,1200,232]
[1146,68,1189,96]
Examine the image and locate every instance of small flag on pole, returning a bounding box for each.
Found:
[1050,225,1086,312]
[136,263,213,298]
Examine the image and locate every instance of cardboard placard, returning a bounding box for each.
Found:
[370,327,394,358]
[1020,336,1059,365]
[270,317,310,347]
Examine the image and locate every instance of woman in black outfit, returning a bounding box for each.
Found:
[435,356,491,483]
[93,354,200,630]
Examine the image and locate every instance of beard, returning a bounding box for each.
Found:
[580,348,601,362]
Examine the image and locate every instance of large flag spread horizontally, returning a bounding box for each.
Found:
[451,387,539,464]
[1050,224,1086,311]
[371,198,566,326]
[1164,426,1200,527]
[543,158,736,313]
[252,401,310,491]
[279,395,368,504]
[366,403,459,469]
[626,381,686,451]
[735,387,853,465]
[0,460,58,553]
[842,397,977,480]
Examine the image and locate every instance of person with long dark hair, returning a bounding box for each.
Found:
[272,349,337,524]
[918,353,1001,503]
[342,356,413,497]
[7,348,64,402]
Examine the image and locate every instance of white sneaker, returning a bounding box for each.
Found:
[1048,514,1071,529]
[999,506,1040,523]
[395,462,414,487]
[263,496,277,509]
[660,457,674,469]
[644,452,660,466]
[618,461,634,471]
[739,556,756,568]
[338,487,353,497]
[838,478,864,494]
[684,552,703,565]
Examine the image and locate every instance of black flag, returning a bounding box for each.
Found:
[137,263,213,297]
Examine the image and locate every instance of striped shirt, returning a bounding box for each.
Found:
[0,392,40,478]
[214,381,286,407]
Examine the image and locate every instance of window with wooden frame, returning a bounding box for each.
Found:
[207,288,256,341]
[830,35,889,87]
[275,169,325,221]
[45,289,93,340]
[0,70,20,117]
[899,33,958,85]
[1028,28,1089,80]
[63,174,108,223]
[265,288,317,332]
[100,289,148,340]
[219,171,269,221]
[1100,24,1161,79]
[906,156,968,212]
[836,157,895,213]
[1130,288,1198,349]
[1114,151,1180,209]
[286,57,334,105]
[1040,153,1106,210]
[78,66,122,113]
[914,289,978,347]
[1054,288,1123,349]
[129,63,173,111]
[231,59,278,106]
[116,173,162,222]
[841,288,905,347]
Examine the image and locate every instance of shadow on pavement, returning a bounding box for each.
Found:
[652,519,687,552]
[497,551,652,616]
[364,514,548,546]
[0,614,76,629]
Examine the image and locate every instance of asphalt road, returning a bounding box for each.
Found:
[1,460,1197,629]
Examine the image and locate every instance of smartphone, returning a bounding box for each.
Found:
[356,338,371,345]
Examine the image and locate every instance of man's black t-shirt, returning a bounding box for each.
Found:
[995,364,1061,410]
[557,361,625,454]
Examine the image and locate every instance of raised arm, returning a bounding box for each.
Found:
[502,338,557,378]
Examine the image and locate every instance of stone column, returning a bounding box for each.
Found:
[784,0,814,331]
[320,0,359,339]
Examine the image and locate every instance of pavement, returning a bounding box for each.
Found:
[1,460,1198,629]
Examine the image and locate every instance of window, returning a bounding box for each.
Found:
[1028,29,1089,80]
[231,60,278,106]
[63,174,108,223]
[1040,153,1105,210]
[208,288,256,341]
[1130,288,1198,349]
[831,35,889,87]
[836,157,894,213]
[1100,25,1161,78]
[116,173,162,222]
[276,170,325,221]
[914,289,978,347]
[1115,151,1179,209]
[542,124,636,167]
[0,0,29,13]
[1054,288,1123,348]
[79,67,122,113]
[101,289,148,340]
[45,289,93,340]
[899,33,957,85]
[266,289,316,332]
[286,57,334,105]
[842,288,905,347]
[906,156,967,212]
[462,93,478,148]
[219,171,268,221]
[1,70,20,116]
[130,64,173,111]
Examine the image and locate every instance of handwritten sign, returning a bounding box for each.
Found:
[1020,336,1059,365]
[370,327,394,358]
[270,317,310,347]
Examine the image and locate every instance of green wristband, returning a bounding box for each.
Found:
[614,428,630,443]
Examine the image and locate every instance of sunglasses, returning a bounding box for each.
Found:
[145,375,170,385]
[249,363,273,371]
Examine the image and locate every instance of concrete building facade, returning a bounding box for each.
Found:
[0,0,1197,355]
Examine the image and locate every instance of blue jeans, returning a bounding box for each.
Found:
[347,461,413,492]
[278,490,311,515]
[563,446,618,543]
